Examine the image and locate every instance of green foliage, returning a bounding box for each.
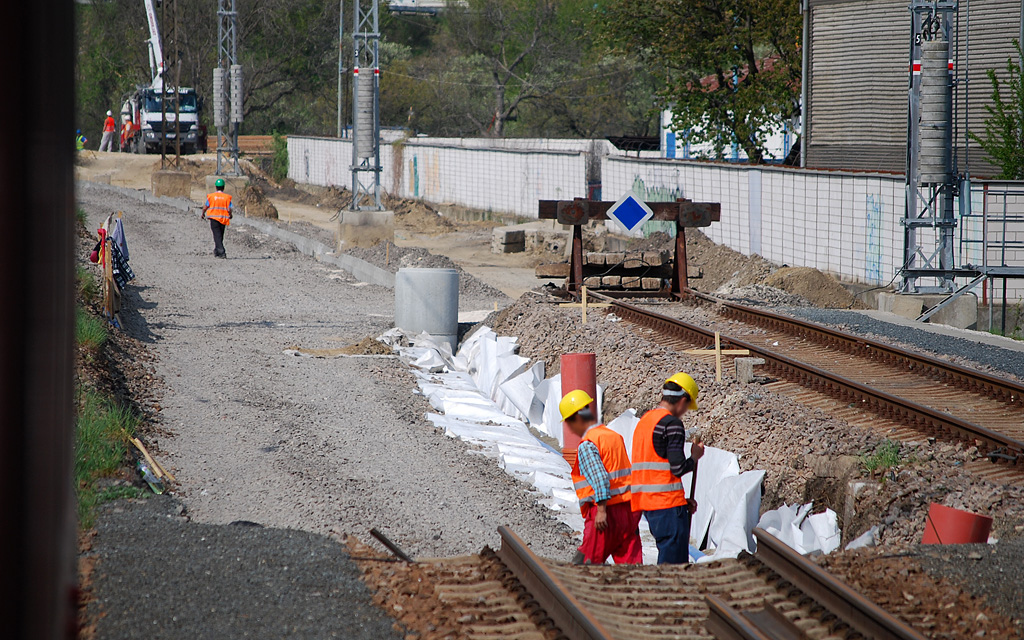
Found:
[77,267,98,304]
[75,387,140,527]
[862,440,902,474]
[970,40,1024,180]
[271,131,289,183]
[600,0,802,163]
[76,305,107,351]
[76,207,88,227]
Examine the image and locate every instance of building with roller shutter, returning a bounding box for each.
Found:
[803,0,1023,177]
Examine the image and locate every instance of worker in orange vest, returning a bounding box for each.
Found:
[202,178,233,258]
[631,373,705,564]
[120,115,134,152]
[99,110,117,152]
[561,389,642,565]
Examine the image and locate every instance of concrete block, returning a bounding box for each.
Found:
[205,174,250,197]
[641,277,663,290]
[535,262,570,278]
[340,210,395,249]
[492,227,526,244]
[151,170,191,198]
[623,253,645,269]
[490,234,525,253]
[735,357,766,384]
[622,276,642,289]
[584,276,602,288]
[603,252,625,267]
[643,251,667,267]
[877,291,978,329]
[584,253,604,266]
[601,275,621,287]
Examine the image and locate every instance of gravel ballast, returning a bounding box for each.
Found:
[783,307,1024,380]
[77,187,577,561]
[87,496,400,639]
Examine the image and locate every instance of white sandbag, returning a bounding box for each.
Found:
[756,502,841,555]
[685,444,742,551]
[845,525,879,551]
[499,361,546,426]
[535,374,564,445]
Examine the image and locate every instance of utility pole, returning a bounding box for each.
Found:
[215,0,242,176]
[350,0,382,210]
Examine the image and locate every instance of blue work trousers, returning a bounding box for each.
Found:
[645,505,692,564]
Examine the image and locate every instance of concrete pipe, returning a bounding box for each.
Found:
[560,352,597,461]
[394,268,459,351]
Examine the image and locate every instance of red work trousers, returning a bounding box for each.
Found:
[578,501,643,565]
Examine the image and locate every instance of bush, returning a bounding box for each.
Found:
[271,131,288,183]
[77,266,98,303]
[970,40,1024,179]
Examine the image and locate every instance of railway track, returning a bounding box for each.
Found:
[358,527,927,639]
[591,292,1024,481]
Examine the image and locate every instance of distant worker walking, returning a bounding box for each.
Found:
[202,178,233,258]
[99,110,117,152]
[561,390,642,565]
[631,373,705,564]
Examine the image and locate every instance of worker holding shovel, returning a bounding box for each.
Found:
[631,373,704,564]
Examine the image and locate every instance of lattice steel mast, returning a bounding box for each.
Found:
[350,0,382,210]
[215,0,243,176]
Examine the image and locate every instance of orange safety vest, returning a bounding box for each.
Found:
[103,116,116,133]
[206,191,232,225]
[570,425,632,516]
[630,407,688,512]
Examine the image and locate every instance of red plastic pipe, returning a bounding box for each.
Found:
[561,353,597,466]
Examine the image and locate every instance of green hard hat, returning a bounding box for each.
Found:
[214,178,225,188]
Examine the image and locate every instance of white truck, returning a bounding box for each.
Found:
[120,0,201,154]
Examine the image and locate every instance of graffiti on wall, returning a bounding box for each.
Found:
[630,176,686,203]
[865,194,884,284]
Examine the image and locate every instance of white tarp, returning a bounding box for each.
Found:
[757,503,842,555]
[389,324,770,564]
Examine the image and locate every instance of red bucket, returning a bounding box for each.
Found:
[921,503,993,544]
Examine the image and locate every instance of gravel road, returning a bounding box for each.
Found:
[87,496,400,639]
[78,186,577,614]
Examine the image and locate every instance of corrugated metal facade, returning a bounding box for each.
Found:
[805,0,1022,177]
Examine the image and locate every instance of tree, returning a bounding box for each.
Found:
[601,0,802,163]
[970,40,1024,180]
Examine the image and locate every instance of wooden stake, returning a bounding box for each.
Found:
[557,285,611,325]
[582,286,587,324]
[131,437,177,483]
[385,241,390,266]
[714,332,722,382]
[682,331,749,383]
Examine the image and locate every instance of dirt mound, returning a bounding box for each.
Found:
[763,267,859,309]
[384,194,455,235]
[239,183,278,219]
[341,337,393,355]
[180,158,219,184]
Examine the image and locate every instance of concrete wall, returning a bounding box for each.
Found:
[288,135,1024,309]
[289,136,588,218]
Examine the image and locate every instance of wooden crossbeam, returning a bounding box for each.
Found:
[558,286,611,324]
[683,332,750,382]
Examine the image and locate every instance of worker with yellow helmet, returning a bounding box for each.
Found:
[560,389,642,565]
[631,372,705,564]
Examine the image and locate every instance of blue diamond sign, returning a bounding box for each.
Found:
[607,191,654,234]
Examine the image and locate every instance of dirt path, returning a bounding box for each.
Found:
[77,185,577,562]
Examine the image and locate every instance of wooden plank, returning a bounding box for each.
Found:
[535,262,570,278]
[539,200,721,226]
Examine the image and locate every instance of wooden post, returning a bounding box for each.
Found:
[569,224,584,293]
[673,222,689,295]
[714,331,722,382]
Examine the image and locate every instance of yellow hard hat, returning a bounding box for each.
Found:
[559,389,595,421]
[665,372,699,410]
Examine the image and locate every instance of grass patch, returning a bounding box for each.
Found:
[76,207,88,227]
[75,387,141,528]
[76,305,107,351]
[77,266,98,303]
[862,440,902,475]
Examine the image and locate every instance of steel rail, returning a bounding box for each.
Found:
[597,294,1024,459]
[752,528,927,640]
[690,290,1024,408]
[496,527,613,640]
[704,595,779,640]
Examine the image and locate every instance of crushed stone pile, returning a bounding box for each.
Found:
[625,229,864,309]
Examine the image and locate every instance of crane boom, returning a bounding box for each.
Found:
[143,0,164,88]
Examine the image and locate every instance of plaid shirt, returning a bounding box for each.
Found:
[576,440,611,503]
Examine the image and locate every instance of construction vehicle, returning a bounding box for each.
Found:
[120,0,201,154]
